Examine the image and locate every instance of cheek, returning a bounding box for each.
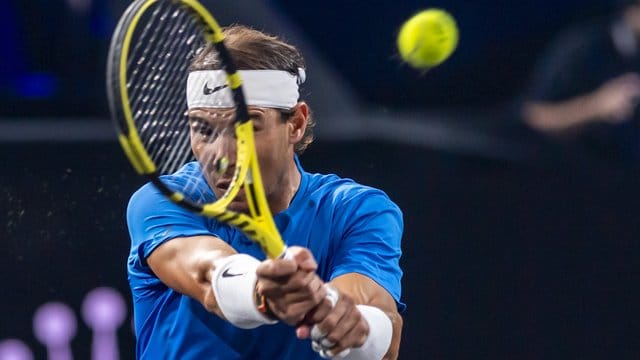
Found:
[255,135,279,165]
[256,123,287,154]
[254,129,288,178]
[190,133,202,155]
[191,141,208,166]
[190,140,199,157]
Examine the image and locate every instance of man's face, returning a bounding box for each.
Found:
[187,106,293,213]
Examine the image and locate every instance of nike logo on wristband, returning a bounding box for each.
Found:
[203,82,228,95]
[221,268,246,278]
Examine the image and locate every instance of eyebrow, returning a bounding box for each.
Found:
[187,109,265,125]
[187,116,213,128]
[188,112,232,126]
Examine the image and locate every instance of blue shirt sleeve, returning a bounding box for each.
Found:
[328,188,405,312]
[127,183,217,266]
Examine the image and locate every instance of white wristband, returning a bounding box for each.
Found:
[339,305,393,360]
[210,254,277,329]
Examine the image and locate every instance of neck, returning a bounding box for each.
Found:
[268,157,301,215]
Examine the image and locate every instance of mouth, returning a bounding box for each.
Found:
[214,179,246,198]
[215,179,232,192]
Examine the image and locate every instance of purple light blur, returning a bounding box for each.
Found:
[81,287,127,360]
[32,302,77,348]
[2,287,129,360]
[0,339,33,360]
[81,287,126,331]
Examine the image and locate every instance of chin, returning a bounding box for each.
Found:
[227,201,250,214]
[211,186,250,213]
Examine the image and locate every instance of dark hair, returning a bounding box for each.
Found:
[190,25,315,154]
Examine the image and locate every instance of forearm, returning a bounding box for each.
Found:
[148,237,278,328]
[147,235,236,319]
[523,97,600,132]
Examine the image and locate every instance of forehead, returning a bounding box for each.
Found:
[187,106,278,119]
[187,108,234,119]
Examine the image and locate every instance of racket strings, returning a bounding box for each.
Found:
[132,6,190,159]
[141,10,193,153]
[129,5,187,164]
[153,28,199,175]
[125,2,204,178]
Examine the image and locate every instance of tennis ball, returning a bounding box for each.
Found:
[397,9,459,69]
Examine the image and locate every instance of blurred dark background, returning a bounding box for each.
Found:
[1,0,639,359]
[0,0,622,116]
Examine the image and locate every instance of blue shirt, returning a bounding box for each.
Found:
[127,159,404,359]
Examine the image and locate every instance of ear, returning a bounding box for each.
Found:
[287,102,309,145]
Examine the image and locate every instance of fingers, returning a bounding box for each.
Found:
[256,258,297,278]
[300,284,338,327]
[258,267,323,296]
[256,246,317,278]
[592,78,640,121]
[257,273,325,325]
[288,246,318,271]
[309,288,369,358]
[255,249,325,325]
[254,247,372,356]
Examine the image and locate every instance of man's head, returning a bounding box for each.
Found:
[186,25,313,212]
[188,25,315,154]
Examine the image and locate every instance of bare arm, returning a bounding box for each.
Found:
[146,235,236,319]
[524,96,604,132]
[150,240,327,328]
[523,73,640,133]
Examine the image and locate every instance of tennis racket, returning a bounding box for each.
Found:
[107,0,286,259]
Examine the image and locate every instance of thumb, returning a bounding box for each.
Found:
[289,246,318,271]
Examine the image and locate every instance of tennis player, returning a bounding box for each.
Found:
[126,25,404,359]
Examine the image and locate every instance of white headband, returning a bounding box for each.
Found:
[186,69,305,110]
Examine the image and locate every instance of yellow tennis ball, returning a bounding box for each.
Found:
[397,9,459,69]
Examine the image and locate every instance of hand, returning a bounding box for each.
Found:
[255,246,326,325]
[300,286,370,358]
[590,73,640,122]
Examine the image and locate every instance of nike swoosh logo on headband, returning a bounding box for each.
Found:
[203,82,228,95]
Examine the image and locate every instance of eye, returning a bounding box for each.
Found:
[198,126,214,137]
[190,121,215,138]
[249,112,264,131]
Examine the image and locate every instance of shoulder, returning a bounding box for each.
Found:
[128,161,211,209]
[306,172,385,200]
[127,162,213,231]
[160,161,209,192]
[305,172,402,217]
[128,181,163,215]
[126,163,215,256]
